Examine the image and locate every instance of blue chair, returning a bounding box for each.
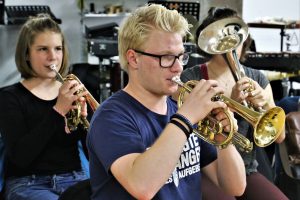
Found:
[276,96,299,114]
[78,141,90,178]
[275,96,300,178]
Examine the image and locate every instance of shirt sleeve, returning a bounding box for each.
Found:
[0,88,65,168]
[200,139,217,168]
[88,104,145,173]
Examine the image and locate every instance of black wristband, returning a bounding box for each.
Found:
[171,113,193,134]
[169,119,190,139]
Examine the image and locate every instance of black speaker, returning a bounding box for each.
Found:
[0,0,4,25]
[85,22,118,38]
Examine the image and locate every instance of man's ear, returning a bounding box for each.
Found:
[126,49,139,69]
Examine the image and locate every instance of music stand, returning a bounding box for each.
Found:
[148,1,200,21]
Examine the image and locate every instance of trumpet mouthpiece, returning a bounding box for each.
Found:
[49,64,57,71]
[49,64,64,83]
[172,76,184,86]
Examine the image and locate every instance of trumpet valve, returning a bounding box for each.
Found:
[209,132,215,140]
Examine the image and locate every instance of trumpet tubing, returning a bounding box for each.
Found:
[50,64,100,131]
[232,132,253,153]
[219,95,285,147]
[173,77,285,151]
[64,74,99,112]
[173,76,252,151]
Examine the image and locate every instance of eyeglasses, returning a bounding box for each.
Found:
[134,49,189,68]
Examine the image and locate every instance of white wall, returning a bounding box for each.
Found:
[0,0,243,88]
[0,0,82,87]
[243,0,300,52]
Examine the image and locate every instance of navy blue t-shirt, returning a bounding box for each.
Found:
[87,90,217,200]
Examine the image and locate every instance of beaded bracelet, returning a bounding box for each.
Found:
[53,106,71,134]
[169,119,190,139]
[171,113,193,134]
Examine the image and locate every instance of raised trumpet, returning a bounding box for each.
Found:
[50,64,99,131]
[197,17,259,110]
[172,76,285,151]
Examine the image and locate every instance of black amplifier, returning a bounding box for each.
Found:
[242,51,300,72]
[5,5,61,24]
[0,0,4,25]
[87,38,118,58]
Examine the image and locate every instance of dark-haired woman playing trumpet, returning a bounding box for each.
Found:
[0,14,88,200]
[178,7,287,200]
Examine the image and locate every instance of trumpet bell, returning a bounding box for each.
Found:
[221,95,285,148]
[254,106,285,147]
[198,17,248,55]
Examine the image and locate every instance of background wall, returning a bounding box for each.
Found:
[243,0,300,52]
[0,0,82,87]
[0,0,242,88]
[83,0,243,20]
[2,0,299,89]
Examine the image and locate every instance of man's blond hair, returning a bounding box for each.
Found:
[118,4,190,71]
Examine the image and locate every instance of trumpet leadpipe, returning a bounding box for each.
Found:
[49,64,64,83]
[172,76,193,92]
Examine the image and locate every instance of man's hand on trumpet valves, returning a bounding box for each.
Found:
[177,79,227,125]
[212,107,238,133]
[54,79,88,116]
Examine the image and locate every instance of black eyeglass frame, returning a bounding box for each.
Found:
[133,49,189,68]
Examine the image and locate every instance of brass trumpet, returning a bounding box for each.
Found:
[172,76,285,150]
[50,64,99,131]
[172,76,252,152]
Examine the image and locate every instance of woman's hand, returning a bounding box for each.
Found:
[54,80,88,116]
[246,80,269,108]
[231,77,268,108]
[78,96,88,117]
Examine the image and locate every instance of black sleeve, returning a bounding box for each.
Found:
[0,88,65,168]
[79,126,89,160]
